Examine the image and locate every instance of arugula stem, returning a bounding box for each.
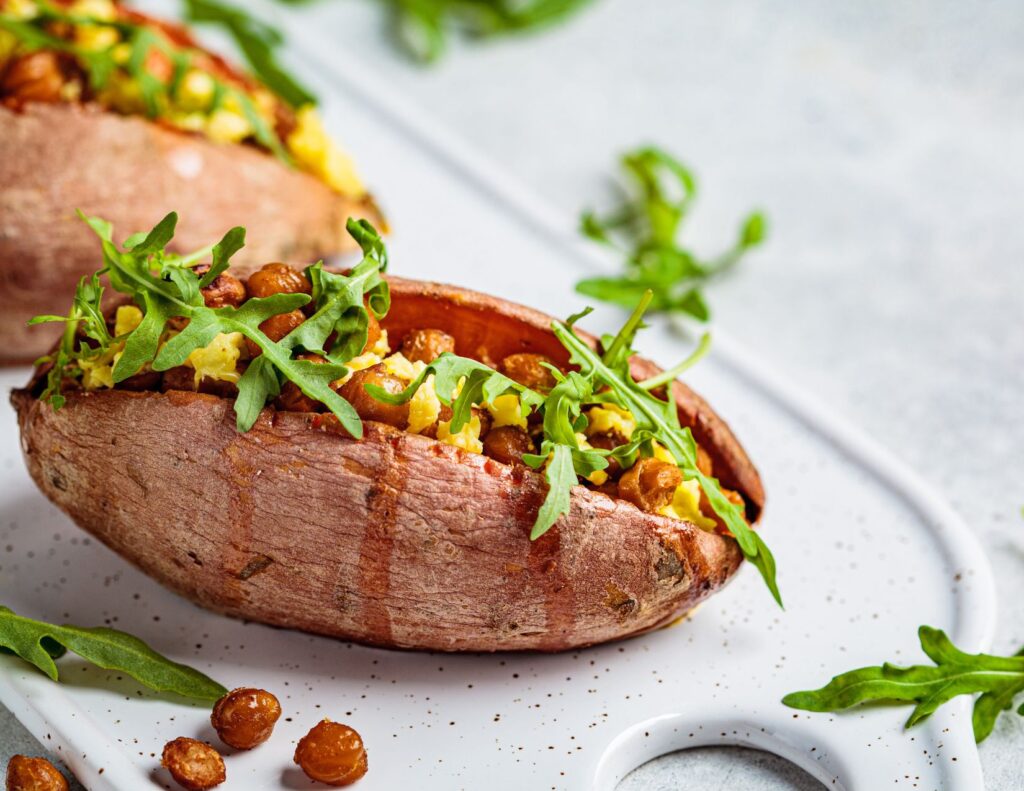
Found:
[637,333,711,391]
[601,289,653,365]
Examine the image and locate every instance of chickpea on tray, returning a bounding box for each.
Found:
[13,211,777,653]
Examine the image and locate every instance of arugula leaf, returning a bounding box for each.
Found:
[576,146,767,320]
[549,294,781,605]
[0,606,226,703]
[784,626,1024,742]
[183,0,317,108]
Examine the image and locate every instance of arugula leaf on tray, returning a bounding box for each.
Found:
[0,606,227,702]
[783,626,1024,742]
[576,146,767,321]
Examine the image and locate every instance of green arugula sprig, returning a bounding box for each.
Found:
[34,212,388,437]
[576,146,767,320]
[182,0,316,108]
[379,0,597,63]
[0,606,226,702]
[784,626,1024,742]
[0,1,290,161]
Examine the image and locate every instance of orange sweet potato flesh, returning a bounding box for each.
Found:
[11,277,764,652]
[0,103,383,363]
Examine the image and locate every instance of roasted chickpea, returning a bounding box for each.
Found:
[338,364,409,429]
[293,720,368,787]
[210,687,282,750]
[194,267,247,310]
[246,262,311,299]
[245,309,305,357]
[498,353,558,392]
[482,425,535,466]
[5,755,69,791]
[0,52,65,105]
[400,328,455,364]
[160,738,225,791]
[618,457,682,514]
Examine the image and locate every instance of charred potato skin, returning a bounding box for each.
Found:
[0,103,383,363]
[12,277,762,652]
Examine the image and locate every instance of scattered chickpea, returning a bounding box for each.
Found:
[210,687,282,750]
[338,364,410,429]
[161,738,225,791]
[498,353,558,392]
[362,308,382,356]
[293,720,368,787]
[617,457,682,514]
[246,263,311,299]
[400,328,455,364]
[5,755,68,791]
[482,425,534,466]
[0,52,65,105]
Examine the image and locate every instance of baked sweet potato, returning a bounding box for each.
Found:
[0,2,382,362]
[13,274,765,652]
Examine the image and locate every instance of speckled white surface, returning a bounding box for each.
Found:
[3,0,1023,788]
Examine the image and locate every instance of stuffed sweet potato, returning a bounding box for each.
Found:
[0,0,381,362]
[12,214,774,652]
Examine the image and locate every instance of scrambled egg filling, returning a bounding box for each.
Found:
[650,442,718,529]
[584,404,636,440]
[487,393,527,429]
[287,106,365,196]
[437,414,484,454]
[186,333,245,386]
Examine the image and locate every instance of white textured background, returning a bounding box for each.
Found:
[3,1,1022,788]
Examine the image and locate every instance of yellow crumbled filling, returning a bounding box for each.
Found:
[186,332,244,386]
[176,70,216,112]
[114,305,143,336]
[437,414,483,454]
[78,353,115,390]
[370,330,390,357]
[487,393,527,430]
[585,404,636,440]
[68,0,117,19]
[408,375,441,435]
[660,478,717,530]
[651,441,677,465]
[205,107,252,144]
[286,105,364,197]
[3,0,38,20]
[382,350,420,382]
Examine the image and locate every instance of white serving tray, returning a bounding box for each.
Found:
[0,4,997,788]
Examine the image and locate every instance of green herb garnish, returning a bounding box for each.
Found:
[34,211,388,437]
[182,0,317,108]
[576,146,767,320]
[0,606,226,702]
[0,1,292,161]
[783,626,1024,742]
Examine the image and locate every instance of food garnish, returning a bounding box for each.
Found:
[294,720,368,787]
[161,738,226,791]
[210,687,282,749]
[5,755,69,791]
[576,146,767,320]
[31,211,779,604]
[783,626,1024,742]
[0,605,227,702]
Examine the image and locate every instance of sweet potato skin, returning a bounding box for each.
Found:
[12,278,763,652]
[0,103,382,363]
